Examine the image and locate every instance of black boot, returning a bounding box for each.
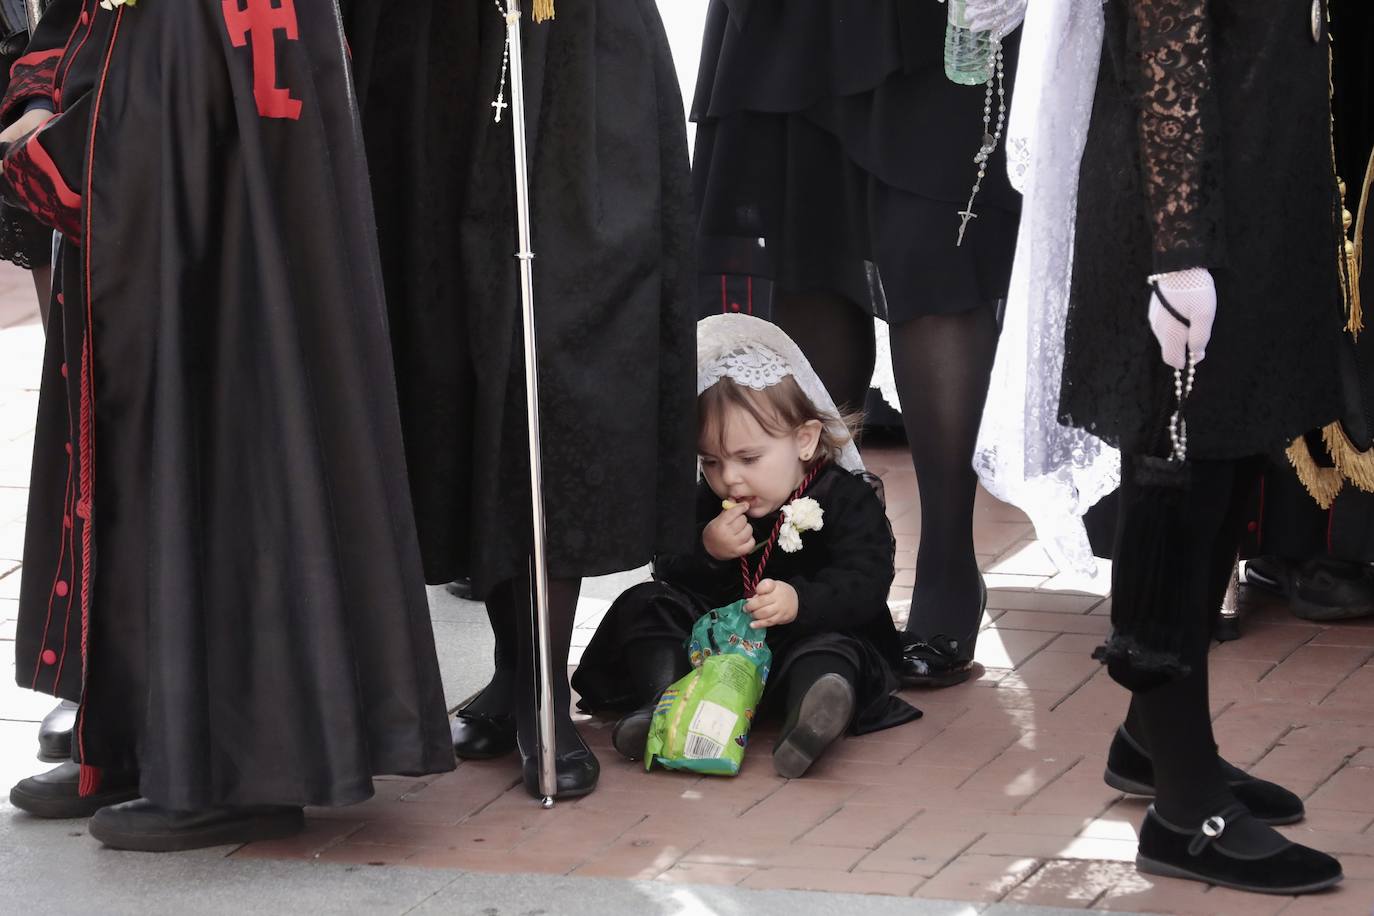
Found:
[9,761,140,819]
[88,799,304,852]
[611,638,692,762]
[1104,727,1305,825]
[1136,804,1341,895]
[773,672,855,779]
[37,701,77,763]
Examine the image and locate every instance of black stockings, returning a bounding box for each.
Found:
[772,289,999,658]
[466,575,585,753]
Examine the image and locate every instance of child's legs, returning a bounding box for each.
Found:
[571,582,700,711]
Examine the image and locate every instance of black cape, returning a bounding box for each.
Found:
[4,0,454,809]
[344,0,698,597]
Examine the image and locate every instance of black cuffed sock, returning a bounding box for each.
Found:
[890,306,998,659]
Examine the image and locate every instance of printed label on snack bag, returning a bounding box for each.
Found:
[683,700,737,759]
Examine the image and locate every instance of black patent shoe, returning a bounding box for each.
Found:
[37,700,77,763]
[1104,727,1304,825]
[520,732,600,801]
[450,709,517,760]
[1136,804,1341,895]
[89,799,304,852]
[1242,556,1296,597]
[611,706,654,762]
[9,761,140,819]
[773,673,855,779]
[898,635,984,688]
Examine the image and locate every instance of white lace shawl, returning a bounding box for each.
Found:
[973,0,1119,578]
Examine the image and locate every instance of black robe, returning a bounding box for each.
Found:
[573,464,920,735]
[344,0,698,597]
[1061,0,1358,459]
[4,0,453,810]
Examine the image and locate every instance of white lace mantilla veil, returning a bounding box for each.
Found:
[972,0,1119,578]
[698,314,866,474]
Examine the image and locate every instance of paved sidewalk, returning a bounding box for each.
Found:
[1,260,1373,913]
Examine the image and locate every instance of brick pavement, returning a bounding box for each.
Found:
[0,262,1372,912]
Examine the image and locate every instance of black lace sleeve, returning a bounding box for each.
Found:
[1126,0,1225,274]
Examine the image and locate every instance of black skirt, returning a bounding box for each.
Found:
[691,0,1020,323]
[348,0,698,595]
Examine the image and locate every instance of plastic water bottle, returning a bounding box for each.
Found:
[944,0,994,86]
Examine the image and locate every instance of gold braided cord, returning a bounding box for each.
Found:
[1357,147,1373,286]
[1286,435,1345,509]
[533,0,554,22]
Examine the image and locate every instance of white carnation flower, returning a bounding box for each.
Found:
[777,523,804,553]
[782,497,824,533]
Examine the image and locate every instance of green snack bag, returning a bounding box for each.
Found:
[644,599,771,775]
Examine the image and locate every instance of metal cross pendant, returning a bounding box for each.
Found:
[956,207,978,247]
[491,94,508,122]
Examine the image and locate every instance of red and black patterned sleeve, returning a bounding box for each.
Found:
[0,0,86,123]
[0,93,88,241]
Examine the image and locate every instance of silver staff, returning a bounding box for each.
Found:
[24,0,42,33]
[502,0,559,808]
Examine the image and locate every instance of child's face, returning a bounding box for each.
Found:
[699,405,822,518]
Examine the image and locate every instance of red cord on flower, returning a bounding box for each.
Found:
[740,462,825,598]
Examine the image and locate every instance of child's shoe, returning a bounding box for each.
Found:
[773,673,855,778]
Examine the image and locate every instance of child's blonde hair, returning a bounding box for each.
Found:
[698,376,861,470]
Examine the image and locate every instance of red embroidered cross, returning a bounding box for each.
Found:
[221,0,303,121]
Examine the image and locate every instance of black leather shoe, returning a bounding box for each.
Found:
[1136,804,1341,895]
[9,761,140,819]
[898,635,984,688]
[37,701,77,763]
[520,733,600,801]
[88,799,304,852]
[1104,727,1304,825]
[1242,556,1295,597]
[773,673,855,779]
[444,578,476,601]
[611,706,654,762]
[451,709,517,760]
[1291,558,1374,622]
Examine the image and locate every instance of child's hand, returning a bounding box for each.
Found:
[704,501,755,561]
[745,579,798,629]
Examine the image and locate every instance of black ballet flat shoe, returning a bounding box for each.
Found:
[1104,727,1305,825]
[9,761,140,819]
[611,706,655,762]
[444,578,476,601]
[37,700,77,763]
[1135,804,1342,895]
[773,673,855,779]
[450,709,517,760]
[520,733,600,801]
[898,635,984,688]
[89,799,304,852]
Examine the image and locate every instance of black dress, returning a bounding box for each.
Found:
[346,0,698,596]
[691,0,1021,322]
[1061,0,1357,459]
[573,464,920,735]
[6,0,454,809]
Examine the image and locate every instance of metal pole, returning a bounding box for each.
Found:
[503,0,559,808]
[23,0,41,33]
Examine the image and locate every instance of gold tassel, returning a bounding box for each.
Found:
[1354,148,1374,335]
[533,0,554,23]
[1322,421,1374,494]
[1286,435,1344,509]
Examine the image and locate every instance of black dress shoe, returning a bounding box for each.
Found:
[1242,556,1295,597]
[897,635,984,688]
[611,706,654,762]
[1291,558,1374,621]
[520,733,600,801]
[1136,805,1341,895]
[773,673,855,779]
[88,799,304,852]
[450,709,517,759]
[37,700,77,763]
[9,761,140,819]
[1104,727,1304,825]
[444,578,476,601]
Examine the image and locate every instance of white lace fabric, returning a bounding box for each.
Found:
[973,0,1119,578]
[698,314,865,473]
